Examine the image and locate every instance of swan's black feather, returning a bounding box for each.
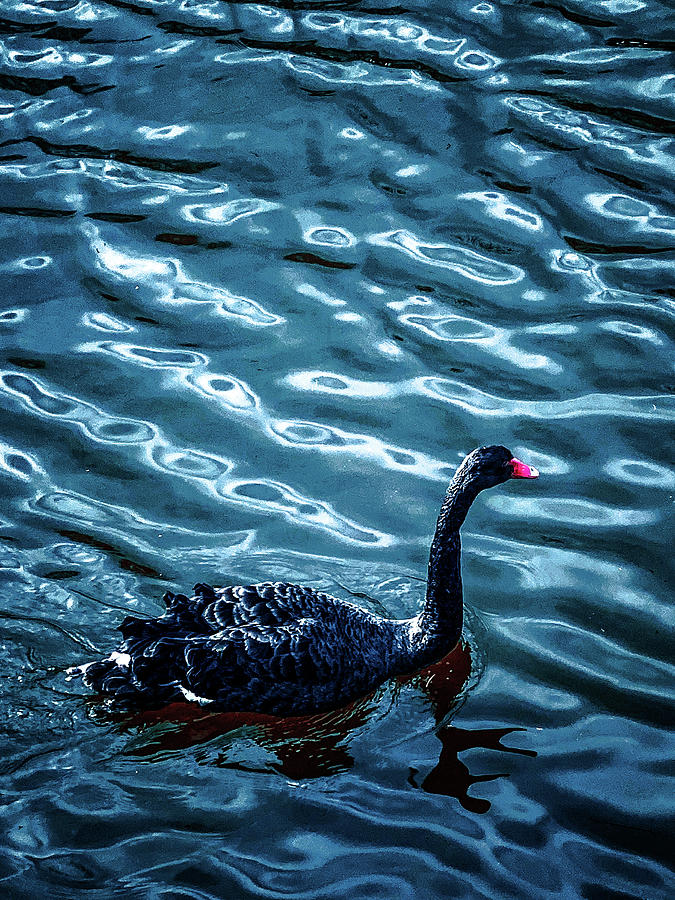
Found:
[82,581,406,715]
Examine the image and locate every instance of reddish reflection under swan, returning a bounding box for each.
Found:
[114,640,535,812]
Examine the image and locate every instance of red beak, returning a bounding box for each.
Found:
[510,457,539,479]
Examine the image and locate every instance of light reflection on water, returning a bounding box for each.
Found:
[0,0,674,896]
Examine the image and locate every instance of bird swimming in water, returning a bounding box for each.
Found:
[72,445,538,716]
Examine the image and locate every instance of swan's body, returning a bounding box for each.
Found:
[76,446,538,715]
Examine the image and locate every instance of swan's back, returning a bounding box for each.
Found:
[80,582,405,715]
[176,581,344,629]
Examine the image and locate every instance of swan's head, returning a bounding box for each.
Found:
[458,445,539,491]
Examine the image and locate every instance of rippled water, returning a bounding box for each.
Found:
[1,0,674,896]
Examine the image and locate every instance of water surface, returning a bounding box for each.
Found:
[1,0,674,897]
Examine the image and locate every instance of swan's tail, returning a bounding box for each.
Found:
[69,593,213,709]
[69,611,193,708]
[69,653,150,708]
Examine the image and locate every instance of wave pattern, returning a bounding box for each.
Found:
[0,0,674,897]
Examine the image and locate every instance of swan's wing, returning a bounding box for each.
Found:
[99,589,385,712]
[161,581,337,633]
[110,612,341,709]
[181,619,341,707]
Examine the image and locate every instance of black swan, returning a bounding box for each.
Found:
[73,445,538,715]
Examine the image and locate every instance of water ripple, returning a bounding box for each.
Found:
[87,341,207,369]
[81,312,134,333]
[369,230,525,285]
[86,226,285,326]
[0,370,158,443]
[496,617,674,712]
[417,377,675,422]
[218,478,392,547]
[183,197,281,226]
[185,372,260,413]
[486,495,660,528]
[0,441,46,483]
[270,419,451,481]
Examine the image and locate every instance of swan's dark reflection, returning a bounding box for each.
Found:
[408,725,536,814]
[399,644,537,812]
[117,640,536,811]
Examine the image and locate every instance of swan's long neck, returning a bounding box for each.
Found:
[418,469,479,643]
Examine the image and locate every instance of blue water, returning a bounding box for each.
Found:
[1,0,674,896]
